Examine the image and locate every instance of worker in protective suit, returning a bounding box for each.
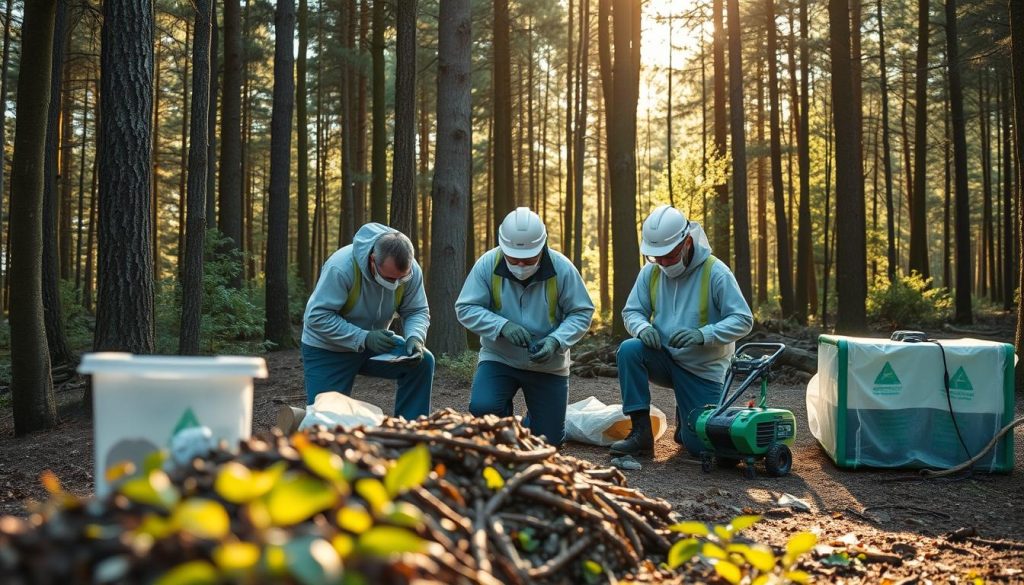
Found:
[301,223,433,420]
[456,207,595,446]
[610,205,753,457]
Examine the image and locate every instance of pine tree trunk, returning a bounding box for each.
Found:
[179,0,212,355]
[152,39,161,280]
[418,84,431,270]
[563,0,574,260]
[756,63,768,306]
[389,0,417,236]
[0,0,11,317]
[908,0,930,277]
[830,0,868,332]
[1001,73,1014,311]
[296,0,311,292]
[75,88,89,293]
[712,0,728,256]
[572,0,589,268]
[493,0,514,236]
[355,0,369,229]
[340,0,355,244]
[426,0,471,356]
[10,0,58,436]
[797,0,817,317]
[727,0,752,301]
[877,0,897,282]
[59,54,73,282]
[206,9,218,224]
[95,0,155,353]
[219,0,243,287]
[1010,0,1023,390]
[84,88,99,314]
[946,0,972,324]
[767,0,794,318]
[178,24,190,279]
[370,0,387,223]
[980,73,993,298]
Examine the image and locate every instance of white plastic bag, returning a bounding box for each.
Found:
[564,396,668,446]
[298,391,385,431]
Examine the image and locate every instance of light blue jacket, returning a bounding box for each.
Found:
[456,247,595,376]
[622,223,753,384]
[301,223,430,352]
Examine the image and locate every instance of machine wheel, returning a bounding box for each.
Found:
[700,453,713,473]
[716,457,740,469]
[764,444,792,477]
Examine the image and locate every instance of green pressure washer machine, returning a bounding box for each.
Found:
[694,342,795,478]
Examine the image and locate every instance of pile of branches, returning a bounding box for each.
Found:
[0,410,691,584]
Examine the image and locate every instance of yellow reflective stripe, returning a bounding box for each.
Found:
[395,283,405,309]
[341,257,362,316]
[546,276,557,324]
[698,255,718,326]
[649,268,661,323]
[491,251,503,312]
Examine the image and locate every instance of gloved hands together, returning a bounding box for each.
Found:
[365,329,399,354]
[638,326,661,350]
[528,337,559,363]
[500,321,532,348]
[405,336,425,364]
[669,328,704,348]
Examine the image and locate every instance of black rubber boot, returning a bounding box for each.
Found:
[610,411,654,457]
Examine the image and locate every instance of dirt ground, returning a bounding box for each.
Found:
[1,345,1023,583]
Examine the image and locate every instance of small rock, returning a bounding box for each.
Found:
[610,455,642,471]
[777,493,812,512]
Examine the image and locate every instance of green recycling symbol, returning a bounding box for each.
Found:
[874,361,901,385]
[170,407,202,439]
[948,367,973,391]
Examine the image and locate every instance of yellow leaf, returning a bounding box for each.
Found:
[137,514,176,539]
[668,521,710,536]
[357,526,425,556]
[40,471,61,495]
[213,542,261,572]
[266,473,338,526]
[338,505,374,534]
[728,515,762,532]
[483,466,505,490]
[785,533,818,557]
[105,461,136,484]
[384,444,431,497]
[714,524,733,542]
[142,450,168,474]
[667,538,700,569]
[752,575,771,585]
[713,559,743,584]
[246,499,272,531]
[355,478,391,515]
[332,534,355,559]
[785,570,811,583]
[743,544,777,572]
[120,471,180,510]
[153,561,218,585]
[385,501,424,528]
[702,542,728,560]
[299,442,348,487]
[264,545,287,576]
[214,461,285,504]
[172,499,230,540]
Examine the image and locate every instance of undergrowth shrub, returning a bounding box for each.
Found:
[866,272,951,329]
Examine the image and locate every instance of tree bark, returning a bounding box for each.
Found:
[59,49,73,283]
[572,0,589,268]
[10,0,58,435]
[492,0,514,236]
[876,0,897,282]
[830,0,868,332]
[265,0,295,350]
[296,0,310,292]
[1002,73,1014,311]
[206,8,218,224]
[796,0,816,318]
[179,0,212,355]
[727,0,752,301]
[1010,0,1023,390]
[712,0,728,257]
[389,0,417,236]
[756,62,768,306]
[370,0,387,223]
[767,0,794,318]
[340,0,355,244]
[426,0,471,356]
[946,0,971,324]
[95,0,155,353]
[564,0,574,260]
[177,24,190,280]
[219,0,243,287]
[908,0,930,278]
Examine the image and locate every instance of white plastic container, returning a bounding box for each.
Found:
[78,353,268,496]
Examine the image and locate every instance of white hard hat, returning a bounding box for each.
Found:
[498,207,547,258]
[640,205,688,256]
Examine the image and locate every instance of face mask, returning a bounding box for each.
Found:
[372,259,410,291]
[506,259,540,281]
[659,258,687,278]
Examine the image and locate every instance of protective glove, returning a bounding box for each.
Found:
[637,326,661,350]
[365,329,399,354]
[669,328,704,348]
[528,337,559,363]
[405,336,425,364]
[500,321,532,348]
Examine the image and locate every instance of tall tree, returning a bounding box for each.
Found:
[426,0,471,355]
[492,0,514,234]
[41,1,75,368]
[296,0,311,292]
[767,0,795,318]
[266,0,295,349]
[1001,75,1014,311]
[0,0,13,316]
[831,0,868,332]
[712,0,728,256]
[727,0,752,300]
[10,0,59,435]
[908,0,930,277]
[206,7,219,224]
[572,0,590,268]
[219,0,243,287]
[756,61,768,306]
[876,0,897,281]
[1010,0,1023,389]
[389,0,417,236]
[946,0,971,323]
[370,0,387,223]
[95,0,155,353]
[795,0,816,319]
[180,0,212,355]
[563,0,574,260]
[340,0,355,244]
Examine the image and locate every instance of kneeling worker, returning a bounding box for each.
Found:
[456,207,594,446]
[301,223,433,420]
[611,205,753,457]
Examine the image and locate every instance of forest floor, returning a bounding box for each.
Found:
[1,315,1022,583]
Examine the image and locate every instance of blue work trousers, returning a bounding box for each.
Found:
[617,338,722,456]
[301,342,434,420]
[469,360,569,447]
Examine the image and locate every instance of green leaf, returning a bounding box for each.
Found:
[337,505,374,534]
[172,499,230,540]
[153,561,218,585]
[517,528,540,552]
[266,473,338,526]
[143,450,168,474]
[214,542,261,572]
[821,552,852,568]
[285,535,343,585]
[482,466,505,490]
[300,443,348,487]
[384,502,423,528]
[667,538,700,569]
[120,470,179,510]
[215,461,286,504]
[742,544,777,572]
[728,514,762,533]
[384,444,431,497]
[668,521,709,536]
[713,559,743,584]
[582,559,604,584]
[355,478,391,515]
[356,526,425,556]
[785,532,818,558]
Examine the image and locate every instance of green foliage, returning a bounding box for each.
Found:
[59,280,93,348]
[865,272,952,329]
[649,148,730,227]
[436,350,478,385]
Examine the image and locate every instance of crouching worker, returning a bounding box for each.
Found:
[611,205,753,458]
[301,223,434,420]
[456,207,595,446]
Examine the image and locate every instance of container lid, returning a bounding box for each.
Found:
[78,353,269,378]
